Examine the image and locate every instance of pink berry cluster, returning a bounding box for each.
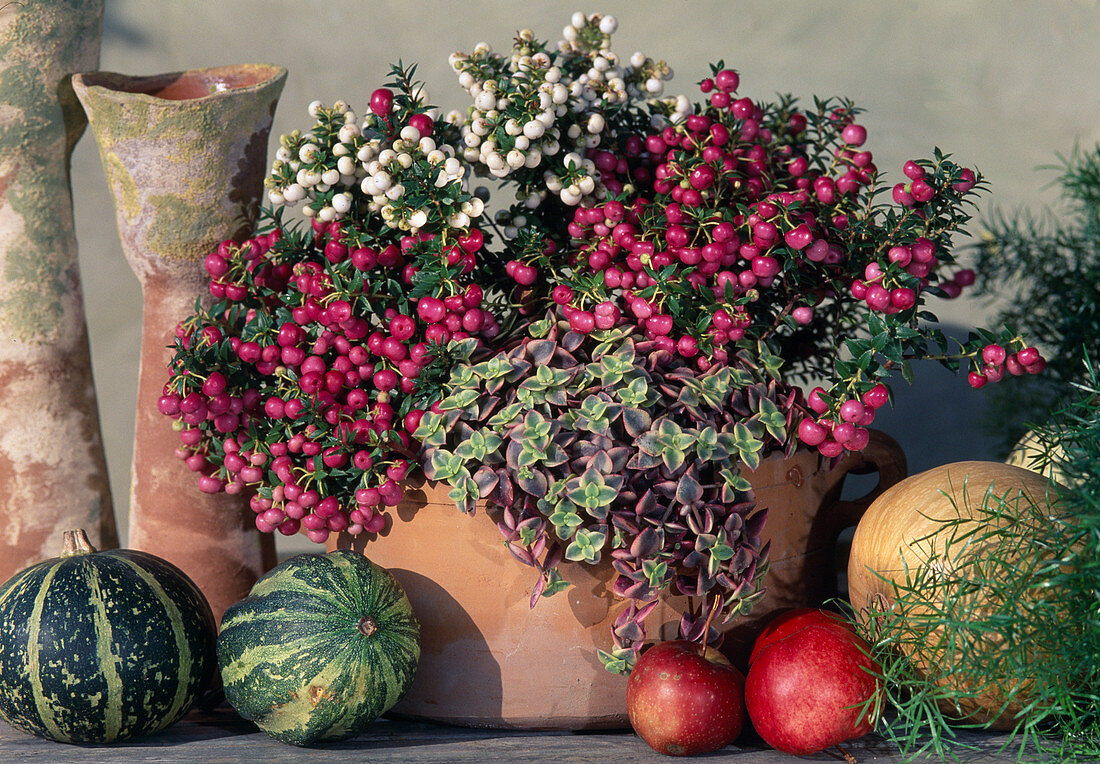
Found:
[162,71,500,544]
[484,53,1009,461]
[528,67,887,368]
[968,343,1045,388]
[797,383,889,457]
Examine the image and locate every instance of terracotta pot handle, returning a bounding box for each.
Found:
[827,429,908,534]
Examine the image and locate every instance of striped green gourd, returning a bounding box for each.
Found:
[217,550,419,746]
[0,529,217,743]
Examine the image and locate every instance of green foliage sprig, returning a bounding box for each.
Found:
[969,144,1100,452]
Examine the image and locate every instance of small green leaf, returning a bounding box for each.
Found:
[517,441,544,468]
[732,422,764,470]
[597,646,636,675]
[517,523,539,546]
[642,559,669,588]
[541,569,570,598]
[451,365,475,387]
[413,410,447,447]
[429,449,464,481]
[711,542,735,562]
[720,468,752,493]
[488,401,523,427]
[696,426,727,462]
[754,398,787,442]
[565,528,606,564]
[439,387,480,410]
[549,507,584,539]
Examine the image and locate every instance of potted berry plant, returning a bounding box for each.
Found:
[161,11,1040,729]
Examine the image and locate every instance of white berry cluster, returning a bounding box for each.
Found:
[449,11,673,212]
[265,98,484,235]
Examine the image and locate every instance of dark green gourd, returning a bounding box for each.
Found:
[217,550,419,746]
[0,529,217,743]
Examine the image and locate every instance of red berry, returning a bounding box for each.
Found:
[676,335,698,358]
[370,87,394,117]
[204,252,229,278]
[714,68,740,92]
[864,284,890,311]
[953,168,977,193]
[417,296,446,324]
[954,268,976,287]
[839,400,866,423]
[890,287,917,311]
[569,310,595,334]
[646,314,673,336]
[814,177,836,204]
[892,183,915,207]
[807,387,829,414]
[408,112,434,137]
[902,160,925,180]
[1016,346,1041,367]
[910,179,935,203]
[798,418,828,446]
[689,165,716,190]
[512,262,536,286]
[841,123,867,146]
[1006,354,1026,376]
[783,223,813,250]
[202,371,226,397]
[862,383,890,410]
[752,256,780,279]
[887,246,912,267]
[390,314,416,341]
[982,344,1006,366]
[457,228,483,253]
[846,426,870,451]
[552,285,574,305]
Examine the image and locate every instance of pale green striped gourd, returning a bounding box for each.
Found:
[217,550,419,746]
[0,529,217,743]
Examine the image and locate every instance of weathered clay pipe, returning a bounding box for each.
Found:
[0,0,117,583]
[72,64,286,621]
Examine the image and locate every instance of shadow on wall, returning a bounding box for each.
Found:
[102,11,148,47]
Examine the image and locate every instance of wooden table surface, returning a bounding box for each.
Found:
[0,702,1038,763]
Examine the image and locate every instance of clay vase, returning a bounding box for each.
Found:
[330,430,906,729]
[72,64,286,622]
[0,0,117,583]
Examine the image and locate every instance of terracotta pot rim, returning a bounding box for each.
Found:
[72,63,287,103]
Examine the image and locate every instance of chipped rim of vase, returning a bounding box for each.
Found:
[71,63,287,104]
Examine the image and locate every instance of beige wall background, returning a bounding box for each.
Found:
[72,1,1100,551]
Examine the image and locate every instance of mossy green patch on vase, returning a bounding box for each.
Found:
[75,64,287,264]
[0,1,100,345]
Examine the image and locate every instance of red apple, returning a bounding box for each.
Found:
[627,640,745,756]
[748,607,857,664]
[745,608,881,755]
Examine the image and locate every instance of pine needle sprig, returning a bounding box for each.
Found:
[969,145,1100,452]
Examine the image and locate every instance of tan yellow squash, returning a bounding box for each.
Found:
[847,461,1064,730]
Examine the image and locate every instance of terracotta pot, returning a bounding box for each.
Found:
[72,64,286,621]
[329,430,906,729]
[0,0,117,583]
